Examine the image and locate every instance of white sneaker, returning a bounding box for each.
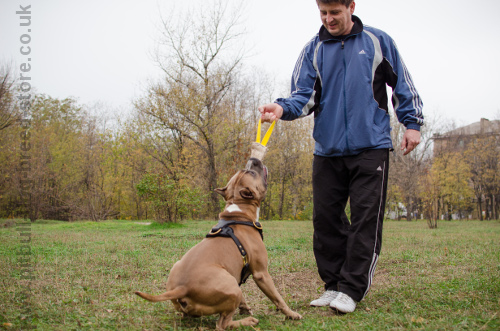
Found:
[310,290,339,307]
[330,292,357,313]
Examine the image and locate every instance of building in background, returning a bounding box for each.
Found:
[433,118,500,156]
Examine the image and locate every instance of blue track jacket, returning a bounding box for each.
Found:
[276,16,424,157]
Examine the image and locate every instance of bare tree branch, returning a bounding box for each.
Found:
[0,64,19,131]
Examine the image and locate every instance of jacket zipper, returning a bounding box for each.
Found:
[341,39,350,153]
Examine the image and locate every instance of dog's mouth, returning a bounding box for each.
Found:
[245,158,268,187]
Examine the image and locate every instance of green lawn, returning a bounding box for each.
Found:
[1,219,499,330]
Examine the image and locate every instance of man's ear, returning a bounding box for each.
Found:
[239,187,254,199]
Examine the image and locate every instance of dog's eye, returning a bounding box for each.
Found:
[246,170,257,177]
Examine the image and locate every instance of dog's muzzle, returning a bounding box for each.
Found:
[245,158,268,186]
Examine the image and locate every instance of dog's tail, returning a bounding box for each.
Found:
[135,286,187,302]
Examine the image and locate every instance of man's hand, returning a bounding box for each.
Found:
[401,129,421,155]
[258,103,283,123]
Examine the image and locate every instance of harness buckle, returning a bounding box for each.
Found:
[253,221,263,230]
[208,228,222,235]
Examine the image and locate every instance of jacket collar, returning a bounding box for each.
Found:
[318,15,363,42]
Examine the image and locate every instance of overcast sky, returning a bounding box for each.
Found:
[1,0,499,128]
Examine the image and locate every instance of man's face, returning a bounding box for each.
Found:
[318,1,355,36]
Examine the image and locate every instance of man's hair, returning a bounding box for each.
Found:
[316,0,353,6]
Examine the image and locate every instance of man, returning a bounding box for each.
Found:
[259,0,423,314]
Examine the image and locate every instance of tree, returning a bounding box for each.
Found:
[136,0,248,217]
[263,117,314,220]
[4,95,84,221]
[435,152,474,219]
[0,117,20,217]
[75,107,120,221]
[419,150,474,228]
[388,112,434,221]
[6,95,125,221]
[0,64,19,131]
[136,172,205,223]
[112,120,152,220]
[419,166,440,228]
[465,136,500,220]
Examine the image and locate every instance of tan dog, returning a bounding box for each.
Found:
[135,158,302,330]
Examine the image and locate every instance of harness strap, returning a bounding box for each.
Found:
[206,220,264,285]
[208,220,263,239]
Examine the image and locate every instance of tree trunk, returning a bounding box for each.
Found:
[278,177,286,219]
[264,188,271,220]
[207,150,219,220]
[477,198,483,221]
[494,194,498,220]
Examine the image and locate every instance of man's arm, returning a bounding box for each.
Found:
[259,38,319,122]
[381,34,423,155]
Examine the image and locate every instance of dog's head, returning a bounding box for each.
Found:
[215,158,268,207]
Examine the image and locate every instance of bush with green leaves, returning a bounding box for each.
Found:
[136,173,205,223]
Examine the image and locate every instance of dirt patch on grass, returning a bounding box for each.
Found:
[239,270,323,314]
[240,268,408,311]
[1,220,16,228]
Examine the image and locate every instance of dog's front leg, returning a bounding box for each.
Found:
[252,271,302,320]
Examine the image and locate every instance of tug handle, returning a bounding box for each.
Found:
[256,119,275,147]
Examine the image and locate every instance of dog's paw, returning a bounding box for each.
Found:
[285,311,302,320]
[229,316,259,328]
[243,317,259,326]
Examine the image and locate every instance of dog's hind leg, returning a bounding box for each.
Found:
[209,275,258,329]
[238,295,253,316]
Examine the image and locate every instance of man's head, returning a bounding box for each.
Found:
[316,0,355,37]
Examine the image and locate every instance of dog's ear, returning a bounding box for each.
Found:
[239,187,254,199]
[214,186,228,198]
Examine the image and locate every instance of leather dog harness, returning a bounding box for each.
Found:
[206,220,263,285]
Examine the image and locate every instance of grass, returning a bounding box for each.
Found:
[0,218,499,330]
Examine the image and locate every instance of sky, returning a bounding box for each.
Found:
[1,0,500,128]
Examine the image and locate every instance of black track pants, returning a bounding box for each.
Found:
[312,149,389,302]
